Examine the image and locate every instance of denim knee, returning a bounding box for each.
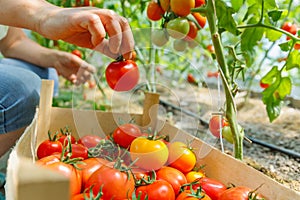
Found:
[0,65,41,134]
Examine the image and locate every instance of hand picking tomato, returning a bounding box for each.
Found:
[105,59,139,91]
[156,166,187,195]
[85,161,135,200]
[112,123,143,148]
[135,179,176,200]
[192,177,227,200]
[218,186,265,200]
[167,141,197,173]
[36,131,63,159]
[130,136,169,170]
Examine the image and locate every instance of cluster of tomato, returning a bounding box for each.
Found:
[281,22,300,50]
[146,0,207,52]
[35,123,264,200]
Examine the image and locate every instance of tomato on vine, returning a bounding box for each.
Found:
[192,177,227,200]
[170,0,195,17]
[208,115,228,138]
[112,123,143,148]
[147,1,165,21]
[36,131,63,159]
[167,18,190,39]
[192,13,207,29]
[105,58,139,91]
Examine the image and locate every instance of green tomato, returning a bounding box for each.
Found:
[166,18,190,39]
[173,39,187,52]
[222,125,244,144]
[151,29,169,47]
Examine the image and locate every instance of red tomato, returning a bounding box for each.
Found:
[36,132,63,159]
[192,177,227,200]
[185,21,199,41]
[156,166,187,196]
[218,186,265,200]
[209,115,228,138]
[281,22,297,35]
[259,80,270,89]
[187,73,197,84]
[147,1,165,21]
[66,143,89,160]
[105,59,139,91]
[135,179,176,200]
[85,162,135,199]
[77,134,102,149]
[72,49,82,58]
[176,189,211,200]
[167,141,197,174]
[294,42,300,50]
[206,45,215,54]
[42,161,82,196]
[207,71,219,78]
[195,0,206,7]
[77,157,109,188]
[112,123,143,148]
[58,134,77,146]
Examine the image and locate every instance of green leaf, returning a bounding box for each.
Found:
[231,0,244,11]
[241,25,264,51]
[216,0,241,35]
[286,50,300,70]
[265,29,282,41]
[268,10,283,22]
[261,66,292,122]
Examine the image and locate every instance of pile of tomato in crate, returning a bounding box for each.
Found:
[35,123,266,200]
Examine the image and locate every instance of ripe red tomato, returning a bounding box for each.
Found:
[185,21,198,41]
[105,59,139,91]
[170,0,195,17]
[42,161,82,196]
[176,189,212,200]
[85,162,135,199]
[147,1,165,21]
[187,73,197,84]
[259,80,270,89]
[209,115,228,138]
[167,18,190,39]
[218,186,265,200]
[77,134,102,149]
[77,157,109,188]
[192,177,227,200]
[67,143,89,160]
[112,123,143,148]
[58,134,77,146]
[36,132,63,159]
[207,71,219,78]
[130,136,169,170]
[71,49,82,58]
[294,42,300,50]
[135,179,176,200]
[281,22,297,35]
[192,13,207,29]
[167,141,197,174]
[156,166,187,195]
[195,0,206,7]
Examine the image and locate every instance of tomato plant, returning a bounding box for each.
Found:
[105,59,139,91]
[36,131,63,159]
[135,179,176,200]
[112,123,143,148]
[156,166,187,195]
[130,135,169,170]
[167,141,197,173]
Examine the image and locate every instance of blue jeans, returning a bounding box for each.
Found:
[0,58,59,134]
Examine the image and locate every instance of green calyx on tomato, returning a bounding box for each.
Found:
[167,17,190,39]
[105,57,139,91]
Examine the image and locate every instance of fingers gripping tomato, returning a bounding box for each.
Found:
[130,136,169,170]
[105,59,139,91]
[167,141,197,173]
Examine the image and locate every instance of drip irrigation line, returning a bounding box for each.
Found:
[159,99,300,159]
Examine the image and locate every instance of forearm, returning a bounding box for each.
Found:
[0,0,59,34]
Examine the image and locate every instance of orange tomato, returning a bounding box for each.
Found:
[192,12,207,29]
[147,1,165,21]
[160,0,170,11]
[185,21,199,41]
[185,170,206,183]
[171,0,195,17]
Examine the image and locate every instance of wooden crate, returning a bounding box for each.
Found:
[6,80,300,200]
